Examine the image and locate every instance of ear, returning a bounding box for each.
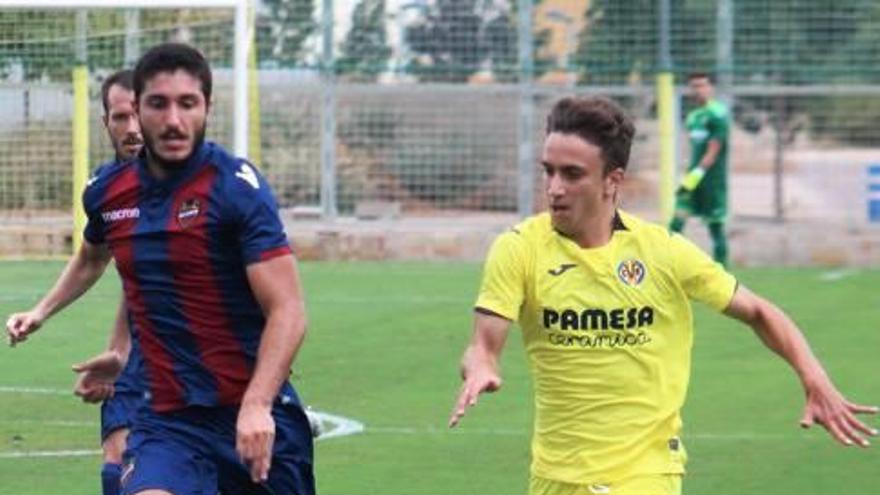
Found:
[604,167,625,198]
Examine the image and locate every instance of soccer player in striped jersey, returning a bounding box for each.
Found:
[449,96,877,495]
[6,69,145,495]
[10,43,314,494]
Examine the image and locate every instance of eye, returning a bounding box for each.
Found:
[560,167,584,181]
[146,96,167,109]
[179,96,199,109]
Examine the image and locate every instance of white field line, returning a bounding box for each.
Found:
[0,386,825,460]
[0,449,102,459]
[818,269,857,282]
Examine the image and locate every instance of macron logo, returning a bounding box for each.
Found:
[235,163,260,190]
[101,208,140,222]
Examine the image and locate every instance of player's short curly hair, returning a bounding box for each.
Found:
[133,42,212,105]
[546,96,635,174]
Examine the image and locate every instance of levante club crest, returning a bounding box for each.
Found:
[177,198,201,228]
[617,259,646,287]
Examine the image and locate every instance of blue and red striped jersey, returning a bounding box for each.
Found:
[83,142,297,412]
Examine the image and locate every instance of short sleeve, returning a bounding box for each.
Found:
[707,108,729,143]
[82,166,107,245]
[474,230,529,321]
[229,161,291,265]
[670,232,736,311]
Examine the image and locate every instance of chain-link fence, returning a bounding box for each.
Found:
[1,0,879,225]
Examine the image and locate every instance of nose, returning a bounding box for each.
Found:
[125,114,139,134]
[546,174,564,198]
[164,103,183,130]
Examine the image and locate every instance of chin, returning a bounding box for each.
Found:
[550,216,571,235]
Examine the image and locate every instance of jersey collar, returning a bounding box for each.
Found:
[136,142,213,192]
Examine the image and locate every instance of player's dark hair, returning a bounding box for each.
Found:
[101,69,133,114]
[546,96,635,173]
[133,43,212,105]
[687,71,714,83]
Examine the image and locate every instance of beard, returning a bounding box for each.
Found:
[143,123,207,172]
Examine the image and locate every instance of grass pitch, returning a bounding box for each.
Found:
[0,261,877,494]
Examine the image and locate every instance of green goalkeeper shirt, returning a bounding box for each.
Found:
[685,99,729,195]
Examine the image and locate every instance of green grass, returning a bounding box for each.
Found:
[0,262,878,494]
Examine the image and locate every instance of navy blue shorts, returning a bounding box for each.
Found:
[101,390,145,442]
[120,402,314,495]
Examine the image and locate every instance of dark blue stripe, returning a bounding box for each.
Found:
[869,184,880,192]
[208,173,264,364]
[132,195,218,407]
[869,164,880,176]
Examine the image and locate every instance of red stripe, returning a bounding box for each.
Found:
[166,166,252,406]
[259,245,292,262]
[105,166,186,411]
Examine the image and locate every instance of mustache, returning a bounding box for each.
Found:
[121,136,143,146]
[159,129,188,140]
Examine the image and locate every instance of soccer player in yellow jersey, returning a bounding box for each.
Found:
[448,96,878,495]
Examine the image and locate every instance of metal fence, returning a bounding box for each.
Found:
[1,0,879,225]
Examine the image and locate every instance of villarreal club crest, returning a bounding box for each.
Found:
[617,259,646,287]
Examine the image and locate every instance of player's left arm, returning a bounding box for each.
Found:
[238,253,307,482]
[724,285,878,447]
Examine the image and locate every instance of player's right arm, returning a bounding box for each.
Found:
[73,296,130,403]
[449,310,510,428]
[6,239,112,346]
[449,226,528,428]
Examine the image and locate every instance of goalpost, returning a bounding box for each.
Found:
[0,0,252,252]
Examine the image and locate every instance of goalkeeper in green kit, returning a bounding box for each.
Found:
[669,72,729,266]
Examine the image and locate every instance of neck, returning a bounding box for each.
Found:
[145,150,182,181]
[571,203,617,249]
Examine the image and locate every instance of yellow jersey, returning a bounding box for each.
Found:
[475,210,737,485]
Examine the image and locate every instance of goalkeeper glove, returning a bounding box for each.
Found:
[679,167,706,192]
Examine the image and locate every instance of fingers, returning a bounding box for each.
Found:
[6,313,39,347]
[236,409,275,484]
[844,412,878,443]
[846,402,880,415]
[238,430,274,483]
[805,402,878,448]
[73,379,113,403]
[448,384,478,428]
[799,408,815,429]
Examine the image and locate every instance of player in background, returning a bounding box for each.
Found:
[449,96,877,495]
[6,69,144,495]
[8,42,314,495]
[669,72,730,266]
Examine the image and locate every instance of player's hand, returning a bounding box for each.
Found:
[6,309,46,347]
[72,351,124,403]
[236,402,275,483]
[448,364,502,428]
[799,379,878,447]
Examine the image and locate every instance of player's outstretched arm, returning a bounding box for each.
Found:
[238,253,307,483]
[6,239,111,346]
[448,310,510,428]
[73,296,131,403]
[724,285,879,447]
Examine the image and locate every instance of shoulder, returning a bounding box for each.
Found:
[707,101,730,120]
[508,213,553,244]
[616,210,678,258]
[617,210,669,239]
[486,213,551,265]
[204,142,268,192]
[83,159,136,206]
